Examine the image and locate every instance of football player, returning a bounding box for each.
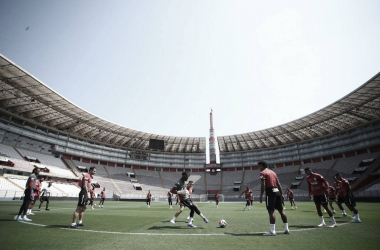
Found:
[241,187,253,210]
[286,187,297,210]
[170,172,208,227]
[305,167,337,227]
[99,188,106,208]
[259,161,289,236]
[335,173,361,223]
[38,181,52,211]
[70,166,96,228]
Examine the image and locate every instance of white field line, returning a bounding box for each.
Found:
[19,221,351,236]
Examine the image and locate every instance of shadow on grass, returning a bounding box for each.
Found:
[0,219,16,221]
[289,225,316,229]
[227,232,273,237]
[148,226,204,230]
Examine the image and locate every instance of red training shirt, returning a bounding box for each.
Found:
[260,168,278,188]
[306,173,329,196]
[101,190,106,198]
[78,173,92,189]
[328,186,336,199]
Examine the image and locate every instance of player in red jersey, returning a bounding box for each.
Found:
[286,188,297,210]
[146,191,152,208]
[27,178,43,215]
[15,168,41,222]
[259,161,289,236]
[88,185,96,209]
[170,180,195,223]
[249,192,254,208]
[305,167,337,227]
[335,173,361,223]
[241,187,253,210]
[70,166,96,229]
[333,175,350,217]
[99,188,106,208]
[328,186,337,214]
[215,192,220,208]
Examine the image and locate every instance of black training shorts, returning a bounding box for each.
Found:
[313,195,328,205]
[344,195,356,207]
[77,189,88,207]
[266,194,283,211]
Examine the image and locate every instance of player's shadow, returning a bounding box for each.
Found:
[289,225,316,229]
[45,225,71,228]
[227,232,270,237]
[0,219,16,221]
[148,226,204,230]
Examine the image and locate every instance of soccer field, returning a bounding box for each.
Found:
[1,201,379,250]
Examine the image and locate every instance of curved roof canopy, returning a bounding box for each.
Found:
[0,54,205,153]
[218,71,380,153]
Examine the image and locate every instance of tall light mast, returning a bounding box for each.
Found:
[209,109,216,164]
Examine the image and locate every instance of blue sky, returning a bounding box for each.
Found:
[1,1,380,156]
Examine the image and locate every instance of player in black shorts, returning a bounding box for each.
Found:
[167,191,173,209]
[259,161,289,236]
[38,181,52,211]
[70,166,96,229]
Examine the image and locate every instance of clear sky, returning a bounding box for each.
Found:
[1,1,380,161]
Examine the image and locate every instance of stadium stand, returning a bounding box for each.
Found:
[0,144,23,160]
[206,173,222,192]
[221,170,244,195]
[134,169,167,196]
[16,148,66,169]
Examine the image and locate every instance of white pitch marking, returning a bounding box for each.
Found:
[19,221,351,236]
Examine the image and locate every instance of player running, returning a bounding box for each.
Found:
[167,190,173,209]
[328,186,337,214]
[146,191,152,208]
[170,180,194,224]
[99,188,106,208]
[70,166,96,229]
[15,167,40,221]
[286,188,297,210]
[333,175,349,217]
[305,167,337,227]
[241,187,253,210]
[334,173,361,223]
[38,181,52,211]
[215,192,220,208]
[170,172,208,228]
[259,161,289,236]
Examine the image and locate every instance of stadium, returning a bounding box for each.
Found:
[1,2,380,250]
[1,54,380,248]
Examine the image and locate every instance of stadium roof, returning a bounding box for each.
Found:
[0,54,205,153]
[218,71,380,153]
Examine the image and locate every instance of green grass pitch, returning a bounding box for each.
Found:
[1,201,380,250]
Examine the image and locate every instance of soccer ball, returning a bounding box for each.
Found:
[219,219,227,228]
[94,204,96,206]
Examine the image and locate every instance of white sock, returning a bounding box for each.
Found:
[330,217,336,224]
[172,216,176,221]
[355,214,359,220]
[216,205,218,208]
[79,220,82,224]
[200,213,205,219]
[284,223,289,231]
[320,216,325,223]
[188,217,193,224]
[71,222,76,226]
[270,224,275,233]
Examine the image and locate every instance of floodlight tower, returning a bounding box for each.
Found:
[209,109,216,164]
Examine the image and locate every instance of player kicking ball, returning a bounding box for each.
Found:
[305,167,337,228]
[170,172,208,228]
[259,161,290,236]
[170,181,195,223]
